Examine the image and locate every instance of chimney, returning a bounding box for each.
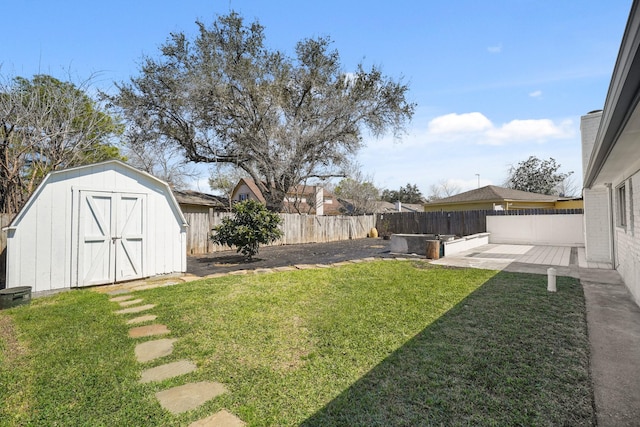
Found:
[580,110,603,182]
[395,201,402,212]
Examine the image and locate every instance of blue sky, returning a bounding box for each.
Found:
[2,0,633,195]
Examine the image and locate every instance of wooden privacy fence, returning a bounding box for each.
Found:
[376,211,490,237]
[278,214,375,245]
[376,209,584,237]
[185,212,376,255]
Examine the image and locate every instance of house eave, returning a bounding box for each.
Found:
[585,1,640,188]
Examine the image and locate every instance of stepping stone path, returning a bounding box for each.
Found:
[127,314,158,325]
[140,359,197,383]
[119,298,144,307]
[135,338,177,363]
[109,292,245,425]
[115,304,156,315]
[110,295,135,302]
[128,324,170,338]
[189,409,246,427]
[156,381,228,414]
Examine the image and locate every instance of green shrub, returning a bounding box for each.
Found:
[211,199,283,259]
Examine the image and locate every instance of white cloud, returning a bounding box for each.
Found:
[487,43,503,54]
[427,112,492,135]
[484,118,574,144]
[424,112,574,145]
[529,90,542,98]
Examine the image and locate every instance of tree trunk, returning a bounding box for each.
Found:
[426,240,440,260]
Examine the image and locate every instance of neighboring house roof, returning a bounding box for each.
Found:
[427,185,559,206]
[400,203,425,213]
[338,199,423,214]
[232,178,267,204]
[232,178,344,214]
[173,190,228,209]
[375,201,424,213]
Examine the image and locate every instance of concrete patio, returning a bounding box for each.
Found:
[432,243,612,273]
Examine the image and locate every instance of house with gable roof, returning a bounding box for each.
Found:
[423,185,582,212]
[230,178,343,215]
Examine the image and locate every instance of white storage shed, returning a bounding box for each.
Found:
[4,161,188,293]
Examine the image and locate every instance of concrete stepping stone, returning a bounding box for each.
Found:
[189,409,246,427]
[119,298,144,307]
[107,289,131,296]
[127,314,158,325]
[274,266,296,272]
[109,295,134,302]
[330,261,351,267]
[115,304,156,314]
[229,270,249,275]
[139,359,197,383]
[315,264,331,268]
[204,273,227,279]
[156,381,227,414]
[294,264,316,270]
[131,281,180,291]
[135,338,177,362]
[129,324,170,338]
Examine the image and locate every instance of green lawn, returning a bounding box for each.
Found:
[0,261,594,426]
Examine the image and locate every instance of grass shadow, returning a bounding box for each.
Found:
[300,270,594,427]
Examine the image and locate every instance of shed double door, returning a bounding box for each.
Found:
[78,191,146,286]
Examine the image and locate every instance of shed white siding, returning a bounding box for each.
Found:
[5,161,187,293]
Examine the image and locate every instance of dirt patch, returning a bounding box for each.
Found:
[0,313,27,363]
[0,313,32,418]
[188,238,393,277]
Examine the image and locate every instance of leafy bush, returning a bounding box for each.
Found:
[211,199,283,259]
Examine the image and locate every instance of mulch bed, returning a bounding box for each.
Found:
[187,238,393,276]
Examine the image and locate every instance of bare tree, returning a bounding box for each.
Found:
[428,180,462,201]
[333,168,379,215]
[124,133,199,189]
[208,165,245,210]
[109,11,414,211]
[0,74,122,214]
[554,174,581,198]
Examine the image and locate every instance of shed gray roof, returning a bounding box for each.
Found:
[173,190,227,208]
[428,185,559,205]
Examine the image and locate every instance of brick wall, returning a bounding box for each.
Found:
[583,187,613,262]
